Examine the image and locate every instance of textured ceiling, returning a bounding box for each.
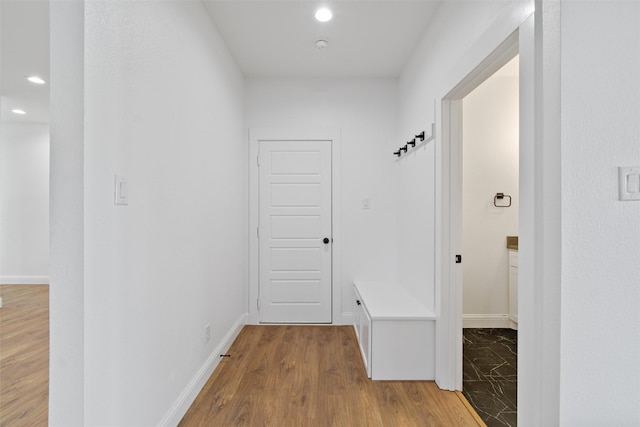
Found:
[0,1,443,124]
[202,1,442,77]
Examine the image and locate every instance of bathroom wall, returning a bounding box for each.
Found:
[462,62,519,326]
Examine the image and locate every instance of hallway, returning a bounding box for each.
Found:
[181,325,483,426]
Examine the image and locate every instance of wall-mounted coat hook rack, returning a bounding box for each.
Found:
[494,193,512,207]
[394,123,435,160]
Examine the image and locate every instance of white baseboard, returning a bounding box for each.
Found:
[341,312,355,326]
[0,276,50,285]
[159,313,248,427]
[463,314,511,328]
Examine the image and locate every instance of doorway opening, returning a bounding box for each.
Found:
[437,15,537,422]
[460,55,519,426]
[0,1,51,424]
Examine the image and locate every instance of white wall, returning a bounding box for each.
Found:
[0,124,49,284]
[50,1,85,423]
[395,0,531,405]
[76,2,246,425]
[462,73,519,320]
[397,0,512,311]
[246,78,398,320]
[559,1,640,424]
[397,0,640,423]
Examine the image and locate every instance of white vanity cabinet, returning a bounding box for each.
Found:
[353,281,436,380]
[508,249,518,328]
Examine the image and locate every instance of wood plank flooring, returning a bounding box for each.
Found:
[0,285,49,427]
[180,325,482,426]
[0,289,483,427]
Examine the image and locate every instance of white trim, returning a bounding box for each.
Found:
[436,3,535,393]
[248,128,342,325]
[462,314,512,329]
[0,276,50,285]
[440,36,519,391]
[158,313,247,427]
[521,3,562,423]
[341,312,355,327]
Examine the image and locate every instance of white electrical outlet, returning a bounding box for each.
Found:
[205,323,211,343]
[363,198,370,210]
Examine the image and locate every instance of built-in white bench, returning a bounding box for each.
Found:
[352,281,437,380]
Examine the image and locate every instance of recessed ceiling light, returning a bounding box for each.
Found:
[12,109,27,115]
[315,8,332,22]
[26,76,46,85]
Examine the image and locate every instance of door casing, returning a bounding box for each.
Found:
[436,6,536,395]
[441,31,520,391]
[249,128,342,325]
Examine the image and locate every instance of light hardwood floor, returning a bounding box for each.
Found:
[0,289,483,426]
[0,285,49,426]
[180,325,483,426]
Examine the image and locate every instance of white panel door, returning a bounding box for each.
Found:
[258,140,332,323]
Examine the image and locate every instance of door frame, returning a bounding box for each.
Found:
[248,128,342,325]
[436,5,536,394]
[441,31,520,391]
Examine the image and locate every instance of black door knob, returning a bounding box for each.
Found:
[323,237,330,244]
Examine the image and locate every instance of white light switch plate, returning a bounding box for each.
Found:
[619,167,640,201]
[115,174,128,205]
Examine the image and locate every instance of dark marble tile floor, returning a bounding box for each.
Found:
[463,328,517,427]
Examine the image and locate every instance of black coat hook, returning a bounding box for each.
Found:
[415,131,425,142]
[408,138,416,147]
[400,145,408,153]
[393,149,402,157]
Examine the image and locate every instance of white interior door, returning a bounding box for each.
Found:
[258,140,332,323]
